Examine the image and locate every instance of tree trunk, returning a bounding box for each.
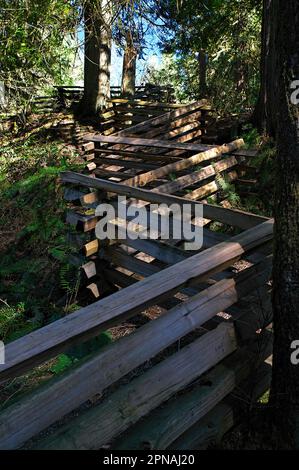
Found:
[235,56,246,98]
[82,0,112,114]
[270,0,299,448]
[233,6,247,109]
[198,50,207,98]
[121,33,137,98]
[252,0,277,135]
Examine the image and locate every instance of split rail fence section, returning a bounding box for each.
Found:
[31,85,175,114]
[0,100,272,450]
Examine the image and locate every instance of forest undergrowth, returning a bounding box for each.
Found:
[0,129,113,406]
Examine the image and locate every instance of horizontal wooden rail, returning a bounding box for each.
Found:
[121,140,244,187]
[0,217,273,384]
[61,172,269,229]
[114,333,273,450]
[0,256,272,448]
[83,134,213,153]
[168,361,271,450]
[116,100,208,136]
[152,155,239,195]
[35,323,237,449]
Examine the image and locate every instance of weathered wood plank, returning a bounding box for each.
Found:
[168,362,271,450]
[61,172,269,229]
[122,140,244,187]
[110,99,183,109]
[0,218,273,387]
[0,259,270,449]
[34,323,237,450]
[93,147,181,162]
[152,156,238,195]
[94,168,138,179]
[114,335,272,450]
[83,134,212,153]
[116,100,209,136]
[107,199,228,248]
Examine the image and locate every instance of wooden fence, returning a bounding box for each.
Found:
[31,84,175,114]
[0,100,272,450]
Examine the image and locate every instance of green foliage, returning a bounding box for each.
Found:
[49,330,114,376]
[0,0,80,111]
[0,301,36,341]
[49,354,73,375]
[241,124,262,148]
[216,174,240,206]
[0,137,82,334]
[147,0,262,113]
[168,172,177,181]
[252,144,276,215]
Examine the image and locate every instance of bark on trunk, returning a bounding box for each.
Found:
[252,0,277,136]
[82,0,111,114]
[198,50,207,98]
[233,7,247,108]
[121,34,137,98]
[270,0,299,448]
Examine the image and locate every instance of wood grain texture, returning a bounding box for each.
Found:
[0,217,273,383]
[61,172,268,229]
[114,336,272,450]
[0,258,272,450]
[122,140,244,187]
[83,134,213,153]
[34,323,237,450]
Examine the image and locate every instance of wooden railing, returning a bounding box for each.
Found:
[0,101,272,450]
[30,84,175,114]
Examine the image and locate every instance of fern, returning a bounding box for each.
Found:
[59,262,81,309]
[59,264,73,294]
[216,174,240,207]
[241,124,261,148]
[0,302,26,341]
